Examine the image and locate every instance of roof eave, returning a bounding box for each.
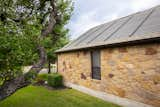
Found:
[55,35,160,53]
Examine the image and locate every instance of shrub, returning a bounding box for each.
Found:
[35,78,45,85]
[25,71,37,81]
[37,74,48,81]
[35,74,48,85]
[47,73,63,87]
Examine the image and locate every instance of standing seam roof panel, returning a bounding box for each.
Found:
[104,15,133,41]
[87,21,117,44]
[64,25,101,49]
[78,21,114,45]
[91,16,132,43]
[73,25,103,47]
[108,8,153,39]
[135,6,160,36]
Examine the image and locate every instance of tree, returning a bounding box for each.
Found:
[43,25,70,73]
[0,0,73,100]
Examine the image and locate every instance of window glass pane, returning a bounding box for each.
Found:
[92,51,100,67]
[91,50,101,80]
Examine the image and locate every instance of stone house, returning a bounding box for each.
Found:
[56,5,160,107]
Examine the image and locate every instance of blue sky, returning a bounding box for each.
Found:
[66,0,160,39]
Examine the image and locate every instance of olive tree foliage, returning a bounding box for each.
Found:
[0,0,73,100]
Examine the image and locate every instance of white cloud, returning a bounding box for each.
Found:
[68,11,101,39]
[67,0,160,39]
[131,0,160,11]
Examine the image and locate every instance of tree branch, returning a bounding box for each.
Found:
[0,0,61,101]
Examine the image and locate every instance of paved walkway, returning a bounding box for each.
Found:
[23,65,57,74]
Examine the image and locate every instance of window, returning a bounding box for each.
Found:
[91,50,101,80]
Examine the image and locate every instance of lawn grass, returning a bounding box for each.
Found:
[0,85,121,107]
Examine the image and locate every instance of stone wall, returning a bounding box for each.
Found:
[57,43,160,107]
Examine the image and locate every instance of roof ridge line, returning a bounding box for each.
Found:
[102,5,160,26]
[56,5,160,53]
[85,4,160,33]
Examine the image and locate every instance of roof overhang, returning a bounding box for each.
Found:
[56,32,160,53]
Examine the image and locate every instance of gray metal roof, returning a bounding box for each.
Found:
[56,5,160,53]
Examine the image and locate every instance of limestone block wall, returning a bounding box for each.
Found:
[57,43,160,107]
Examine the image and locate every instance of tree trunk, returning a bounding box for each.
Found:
[48,59,51,74]
[0,0,59,101]
[0,75,30,100]
[0,46,46,101]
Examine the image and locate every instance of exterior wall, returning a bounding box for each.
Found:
[58,43,160,107]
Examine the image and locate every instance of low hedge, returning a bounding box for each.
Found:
[47,73,63,87]
[35,74,48,85]
[37,74,48,81]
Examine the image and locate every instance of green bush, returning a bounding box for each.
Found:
[37,74,48,81]
[47,73,63,87]
[25,71,37,81]
[35,74,48,85]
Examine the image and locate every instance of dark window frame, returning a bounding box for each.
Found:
[91,50,101,80]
